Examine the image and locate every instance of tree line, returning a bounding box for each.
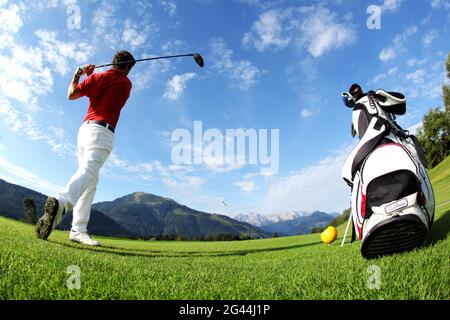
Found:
[125,233,255,241]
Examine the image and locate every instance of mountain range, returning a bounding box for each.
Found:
[234,211,312,226]
[91,192,268,239]
[234,211,338,236]
[0,178,337,239]
[0,179,132,237]
[0,179,268,239]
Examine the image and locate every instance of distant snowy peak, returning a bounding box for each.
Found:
[234,212,271,227]
[234,211,310,226]
[234,210,339,236]
[266,211,309,222]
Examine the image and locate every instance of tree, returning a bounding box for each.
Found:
[326,208,351,228]
[310,227,324,234]
[444,52,450,111]
[23,198,37,225]
[417,108,450,168]
[417,53,450,168]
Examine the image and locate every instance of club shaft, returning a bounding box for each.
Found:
[95,54,194,69]
[341,212,352,247]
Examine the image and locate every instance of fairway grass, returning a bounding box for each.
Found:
[0,157,449,299]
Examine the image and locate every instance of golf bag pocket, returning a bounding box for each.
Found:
[350,143,434,259]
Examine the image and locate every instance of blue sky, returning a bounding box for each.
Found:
[0,0,449,216]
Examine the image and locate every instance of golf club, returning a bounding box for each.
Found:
[94,53,205,69]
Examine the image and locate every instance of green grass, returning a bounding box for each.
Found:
[1,157,449,300]
[430,155,450,210]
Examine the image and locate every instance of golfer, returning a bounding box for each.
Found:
[35,50,135,246]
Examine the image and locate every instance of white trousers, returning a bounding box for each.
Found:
[56,122,114,233]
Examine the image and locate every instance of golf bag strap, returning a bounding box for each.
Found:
[342,116,388,184]
[375,89,407,115]
[375,89,406,104]
[353,103,371,138]
[409,134,428,168]
[370,92,409,139]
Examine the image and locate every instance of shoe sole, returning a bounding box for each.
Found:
[35,198,58,240]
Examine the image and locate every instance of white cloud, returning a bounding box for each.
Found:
[242,9,291,52]
[0,3,79,164]
[407,58,427,67]
[237,0,261,4]
[370,73,387,85]
[27,0,59,11]
[0,152,63,195]
[163,73,196,100]
[393,25,417,45]
[388,67,398,76]
[91,1,121,49]
[379,47,396,61]
[121,18,151,50]
[378,26,418,62]
[369,67,399,85]
[298,8,357,58]
[209,38,265,91]
[130,54,172,91]
[0,2,24,47]
[0,98,75,157]
[407,122,422,135]
[159,0,177,16]
[405,69,427,83]
[103,153,156,182]
[243,6,357,58]
[380,0,404,12]
[422,30,438,46]
[159,177,224,214]
[35,29,94,76]
[0,45,53,104]
[0,3,23,33]
[163,175,207,189]
[431,0,450,9]
[235,180,256,192]
[236,0,281,10]
[300,108,313,118]
[122,28,147,50]
[92,2,113,30]
[0,174,18,185]
[257,144,353,214]
[92,5,156,51]
[161,39,187,54]
[371,57,446,102]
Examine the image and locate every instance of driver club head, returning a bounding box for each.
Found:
[193,53,205,68]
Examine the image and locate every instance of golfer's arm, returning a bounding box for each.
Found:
[68,74,82,100]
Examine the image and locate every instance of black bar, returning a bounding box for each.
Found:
[0,300,447,319]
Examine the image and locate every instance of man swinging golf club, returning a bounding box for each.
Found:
[35,50,136,246]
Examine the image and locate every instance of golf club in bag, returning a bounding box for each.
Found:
[94,53,205,69]
[340,84,435,259]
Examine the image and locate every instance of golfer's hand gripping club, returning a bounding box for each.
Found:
[76,64,95,77]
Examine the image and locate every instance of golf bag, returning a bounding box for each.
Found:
[341,84,435,259]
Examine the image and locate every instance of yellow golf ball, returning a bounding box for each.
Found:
[321,226,338,244]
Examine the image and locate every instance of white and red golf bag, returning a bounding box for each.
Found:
[341,84,434,259]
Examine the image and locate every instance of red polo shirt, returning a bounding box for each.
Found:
[77,69,132,129]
